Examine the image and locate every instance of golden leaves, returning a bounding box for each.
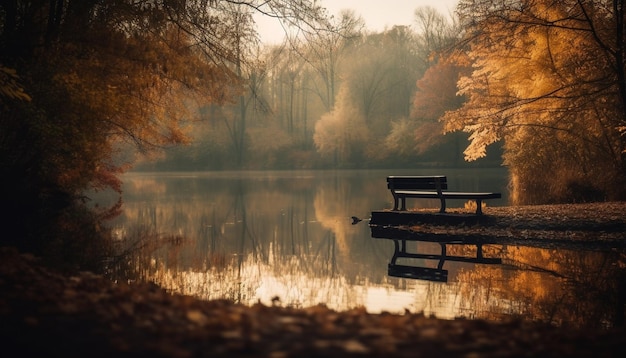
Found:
[441,0,626,202]
[313,84,369,160]
[0,66,31,103]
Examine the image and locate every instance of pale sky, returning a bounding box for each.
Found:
[255,0,459,45]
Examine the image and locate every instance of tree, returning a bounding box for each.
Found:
[313,84,369,166]
[341,25,424,163]
[301,9,364,111]
[443,0,626,203]
[413,6,460,68]
[345,26,422,127]
[0,0,325,256]
[410,59,469,155]
[381,7,463,163]
[225,3,259,167]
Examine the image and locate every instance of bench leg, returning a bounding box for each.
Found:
[439,198,446,213]
[437,243,446,269]
[392,196,399,211]
[390,240,400,264]
[400,197,407,211]
[475,199,483,215]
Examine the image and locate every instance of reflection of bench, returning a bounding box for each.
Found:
[387,176,501,215]
[388,264,448,282]
[388,240,502,283]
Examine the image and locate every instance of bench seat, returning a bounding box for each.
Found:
[387,176,501,215]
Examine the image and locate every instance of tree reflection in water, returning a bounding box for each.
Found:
[99,170,624,329]
[373,227,625,329]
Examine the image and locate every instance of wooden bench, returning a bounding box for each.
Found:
[387,175,501,215]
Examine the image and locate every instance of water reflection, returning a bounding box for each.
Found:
[372,225,625,329]
[98,169,624,329]
[386,239,502,283]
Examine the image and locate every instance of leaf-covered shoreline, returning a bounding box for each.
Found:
[1,246,625,357]
[373,202,626,247]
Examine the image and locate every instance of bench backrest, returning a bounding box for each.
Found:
[386,176,448,191]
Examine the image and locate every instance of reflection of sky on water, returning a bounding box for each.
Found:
[98,170,625,328]
[144,250,466,318]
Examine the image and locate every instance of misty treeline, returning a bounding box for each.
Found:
[140,6,483,172]
[0,0,625,262]
[138,0,626,206]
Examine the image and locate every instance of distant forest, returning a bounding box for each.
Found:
[130,6,501,171]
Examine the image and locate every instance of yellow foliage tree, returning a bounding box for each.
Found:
[443,0,626,203]
[313,84,369,165]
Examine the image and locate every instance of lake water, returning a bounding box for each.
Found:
[99,168,625,329]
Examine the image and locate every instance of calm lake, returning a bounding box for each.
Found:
[98,168,625,329]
